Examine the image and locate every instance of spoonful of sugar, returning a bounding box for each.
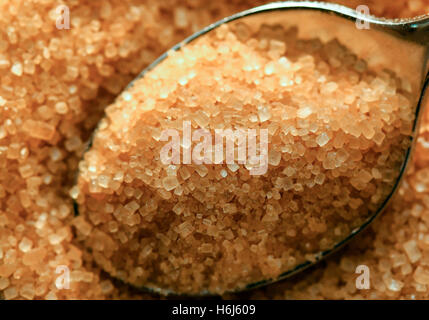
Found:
[71,1,429,296]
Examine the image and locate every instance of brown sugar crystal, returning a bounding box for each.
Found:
[74,22,414,294]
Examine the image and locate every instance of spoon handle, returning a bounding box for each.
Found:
[407,18,429,75]
[398,17,429,45]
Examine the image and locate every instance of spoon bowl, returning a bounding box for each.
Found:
[74,1,429,296]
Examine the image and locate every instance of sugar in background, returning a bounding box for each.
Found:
[0,0,429,300]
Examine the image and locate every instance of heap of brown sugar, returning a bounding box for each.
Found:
[2,0,429,301]
[74,22,414,294]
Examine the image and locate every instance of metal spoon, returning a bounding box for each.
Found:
[76,1,429,296]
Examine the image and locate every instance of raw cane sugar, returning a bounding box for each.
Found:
[1,0,429,300]
[74,21,414,294]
